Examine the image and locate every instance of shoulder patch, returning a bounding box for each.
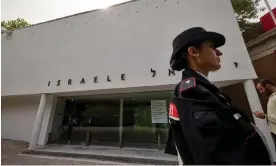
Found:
[169,102,179,121]
[180,77,196,93]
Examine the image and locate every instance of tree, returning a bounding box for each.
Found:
[1,18,31,31]
[231,0,265,32]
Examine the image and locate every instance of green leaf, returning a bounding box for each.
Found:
[1,18,31,31]
[231,0,265,32]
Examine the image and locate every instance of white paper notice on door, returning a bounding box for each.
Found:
[151,100,168,124]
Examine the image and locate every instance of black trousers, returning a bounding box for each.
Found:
[271,132,276,148]
[68,125,73,141]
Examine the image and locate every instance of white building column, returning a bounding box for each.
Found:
[29,93,48,150]
[243,80,276,161]
[177,151,183,165]
[37,95,57,146]
[175,145,183,165]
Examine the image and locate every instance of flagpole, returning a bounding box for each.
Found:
[264,0,276,26]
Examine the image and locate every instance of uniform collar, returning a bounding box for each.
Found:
[181,68,232,104]
[182,68,214,90]
[182,68,211,83]
[195,71,211,83]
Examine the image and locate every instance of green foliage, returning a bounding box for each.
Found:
[134,106,152,130]
[231,0,265,32]
[1,18,31,31]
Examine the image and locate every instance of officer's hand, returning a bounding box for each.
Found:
[253,111,266,119]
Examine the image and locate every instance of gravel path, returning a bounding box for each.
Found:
[1,139,28,159]
[1,139,122,165]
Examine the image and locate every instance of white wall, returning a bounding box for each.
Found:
[2,95,58,144]
[1,0,257,96]
[1,95,40,142]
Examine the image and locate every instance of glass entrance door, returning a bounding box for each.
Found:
[82,100,120,146]
[52,90,171,150]
[57,99,120,146]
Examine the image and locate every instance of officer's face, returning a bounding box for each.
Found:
[189,40,222,71]
[202,41,222,71]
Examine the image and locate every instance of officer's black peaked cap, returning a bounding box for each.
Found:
[170,27,226,71]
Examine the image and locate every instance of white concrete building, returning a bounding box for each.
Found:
[1,0,275,161]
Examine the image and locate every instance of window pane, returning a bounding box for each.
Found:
[122,91,171,149]
[59,100,119,146]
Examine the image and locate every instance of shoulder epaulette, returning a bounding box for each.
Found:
[180,77,196,93]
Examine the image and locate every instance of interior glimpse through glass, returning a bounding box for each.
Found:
[48,91,172,150]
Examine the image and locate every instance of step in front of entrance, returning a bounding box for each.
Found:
[23,150,178,165]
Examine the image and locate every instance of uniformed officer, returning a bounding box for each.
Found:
[164,27,273,165]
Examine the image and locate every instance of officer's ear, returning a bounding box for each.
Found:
[187,46,199,57]
[188,42,202,57]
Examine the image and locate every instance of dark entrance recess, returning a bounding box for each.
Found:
[51,91,171,150]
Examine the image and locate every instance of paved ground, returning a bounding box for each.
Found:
[1,139,123,165]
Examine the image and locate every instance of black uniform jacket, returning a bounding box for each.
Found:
[164,68,272,165]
